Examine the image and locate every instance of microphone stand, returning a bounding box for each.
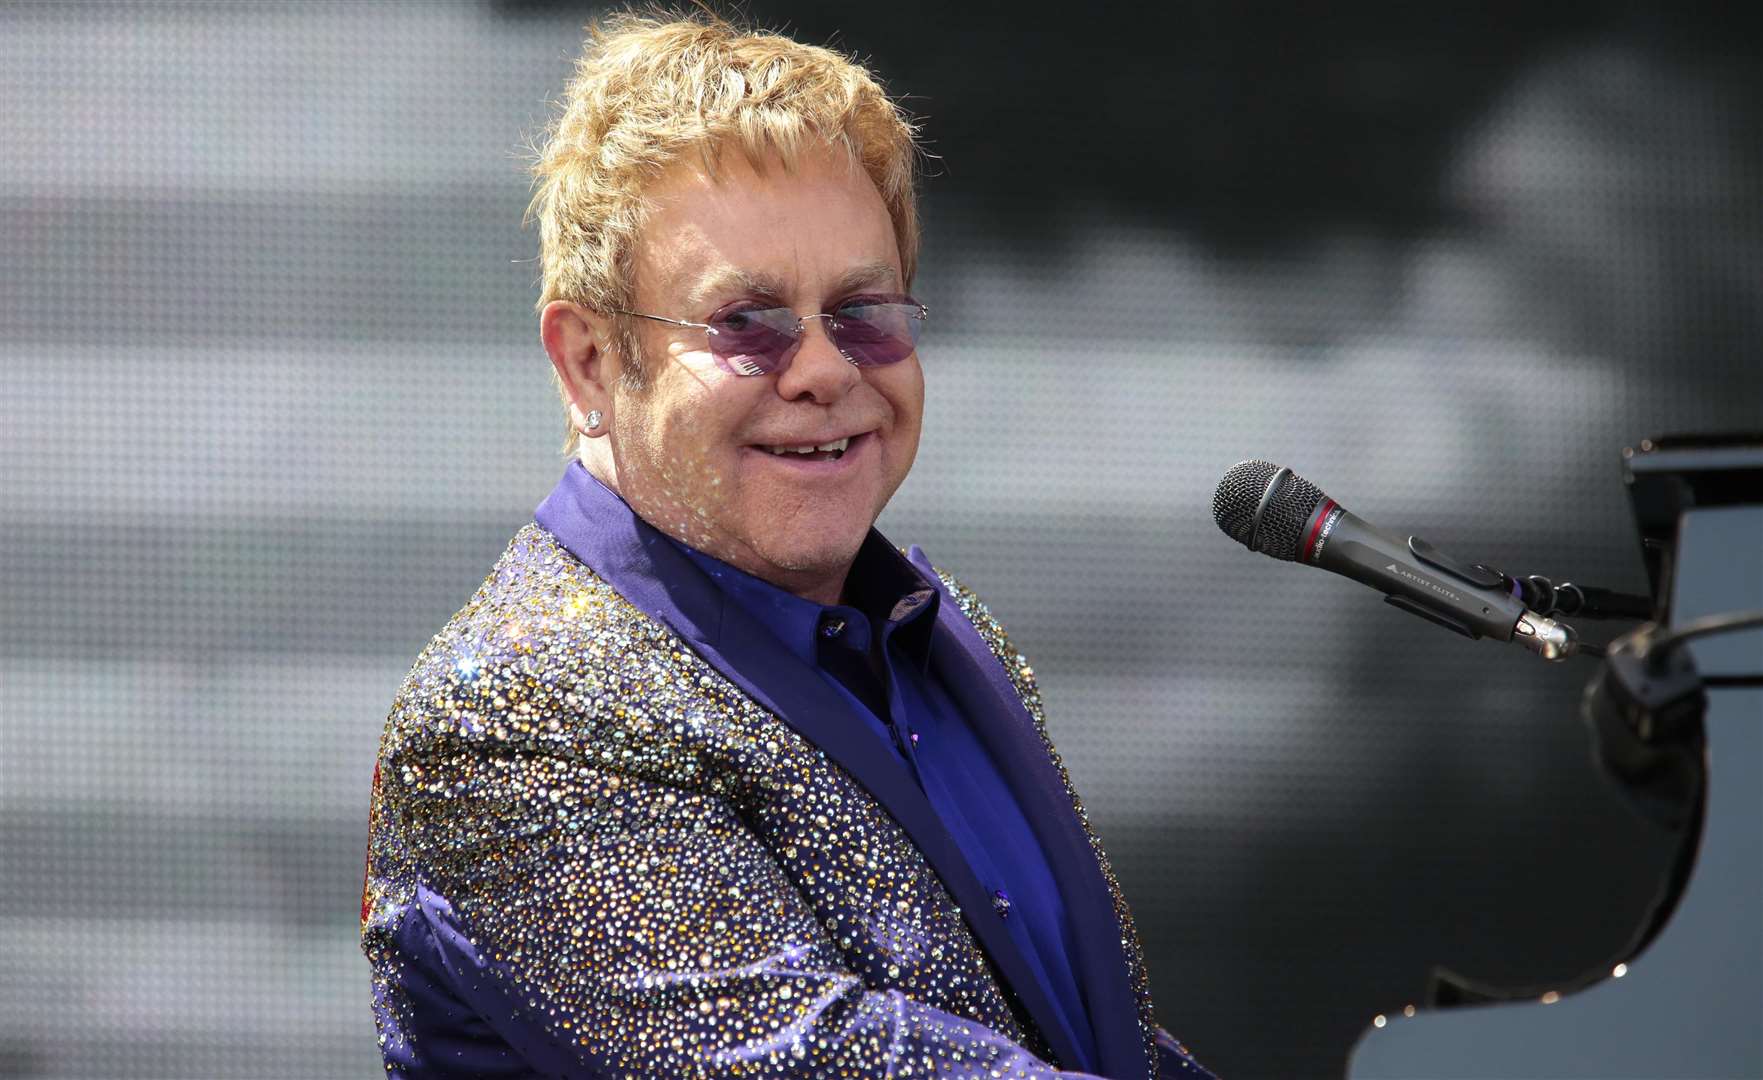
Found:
[1508,575,1655,622]
[1429,607,1763,1008]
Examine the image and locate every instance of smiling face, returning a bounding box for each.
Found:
[594,147,924,603]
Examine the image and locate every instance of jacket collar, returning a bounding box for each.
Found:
[535,463,1141,1077]
[907,546,1150,1080]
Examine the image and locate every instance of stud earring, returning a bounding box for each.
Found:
[585,409,603,432]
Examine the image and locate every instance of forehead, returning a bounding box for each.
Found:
[632,145,901,307]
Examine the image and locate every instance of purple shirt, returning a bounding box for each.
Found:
[673,526,1100,1070]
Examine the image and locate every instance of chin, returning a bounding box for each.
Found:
[762,537,863,577]
[755,519,871,576]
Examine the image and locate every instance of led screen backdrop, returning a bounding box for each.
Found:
[2,2,1758,1076]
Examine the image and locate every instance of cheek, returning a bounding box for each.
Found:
[625,381,726,458]
[879,363,925,441]
[624,383,762,513]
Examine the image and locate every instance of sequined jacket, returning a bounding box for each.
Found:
[362,470,1213,1079]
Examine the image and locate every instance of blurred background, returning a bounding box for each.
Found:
[2,1,1759,1076]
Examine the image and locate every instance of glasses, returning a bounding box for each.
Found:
[614,294,928,377]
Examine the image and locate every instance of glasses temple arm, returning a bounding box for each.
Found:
[611,310,717,333]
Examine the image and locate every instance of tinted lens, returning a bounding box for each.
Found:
[707,306,800,376]
[830,299,925,366]
[705,298,927,375]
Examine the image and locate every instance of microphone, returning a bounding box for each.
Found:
[1212,460,1578,660]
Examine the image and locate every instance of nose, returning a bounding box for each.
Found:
[774,313,860,404]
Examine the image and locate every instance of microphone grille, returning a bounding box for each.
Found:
[1212,459,1280,547]
[1212,459,1329,561]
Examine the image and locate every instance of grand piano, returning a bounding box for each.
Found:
[1350,434,1763,1079]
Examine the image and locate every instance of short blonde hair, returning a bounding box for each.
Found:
[527,10,924,453]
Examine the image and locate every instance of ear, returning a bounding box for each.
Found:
[541,300,617,437]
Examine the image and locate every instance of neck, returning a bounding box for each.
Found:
[790,572,850,607]
[579,445,619,491]
[580,452,854,606]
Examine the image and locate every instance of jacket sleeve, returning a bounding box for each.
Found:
[371,680,1124,1080]
[1155,1026,1216,1078]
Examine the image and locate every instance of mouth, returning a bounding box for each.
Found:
[745,432,868,468]
[747,431,849,461]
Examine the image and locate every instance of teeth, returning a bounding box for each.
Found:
[763,437,850,456]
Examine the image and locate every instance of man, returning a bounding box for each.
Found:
[361,12,1213,1079]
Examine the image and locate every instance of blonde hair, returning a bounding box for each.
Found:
[526,9,924,454]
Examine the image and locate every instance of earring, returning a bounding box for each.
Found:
[585,409,603,432]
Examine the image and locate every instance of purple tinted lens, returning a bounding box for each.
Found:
[830,301,924,366]
[706,299,926,375]
[707,307,799,375]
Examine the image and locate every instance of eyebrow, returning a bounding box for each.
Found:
[686,260,902,310]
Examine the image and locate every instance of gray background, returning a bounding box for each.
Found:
[2,2,1759,1077]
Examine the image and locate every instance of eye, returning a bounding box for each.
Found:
[833,294,922,326]
[833,293,897,315]
[708,302,765,332]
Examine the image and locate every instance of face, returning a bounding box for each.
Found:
[601,147,924,603]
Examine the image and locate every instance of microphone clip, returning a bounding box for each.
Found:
[1580,622,1708,830]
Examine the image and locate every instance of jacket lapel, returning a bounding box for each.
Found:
[910,547,1149,1080]
[534,466,1084,1070]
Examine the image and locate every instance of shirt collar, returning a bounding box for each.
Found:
[671,529,940,673]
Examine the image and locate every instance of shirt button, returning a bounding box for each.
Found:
[820,618,846,639]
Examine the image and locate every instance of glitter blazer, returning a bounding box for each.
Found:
[362,465,1213,1079]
